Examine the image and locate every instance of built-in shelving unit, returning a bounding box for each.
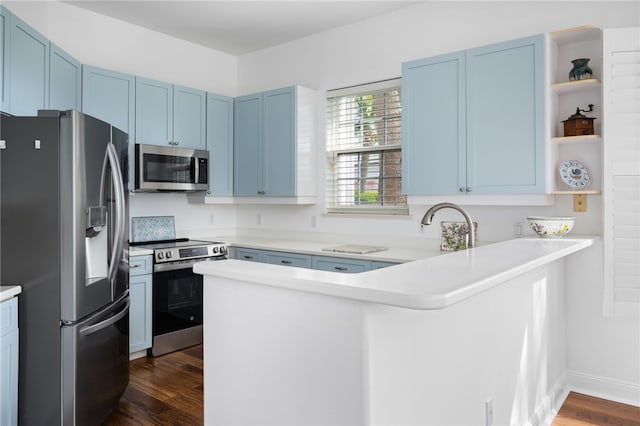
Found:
[548,26,603,211]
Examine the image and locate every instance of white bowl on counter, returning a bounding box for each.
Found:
[527,216,575,238]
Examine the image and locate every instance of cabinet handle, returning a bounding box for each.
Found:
[459,187,466,192]
[129,264,141,269]
[257,190,265,195]
[334,266,348,271]
[174,141,179,146]
[281,260,292,265]
[243,255,254,260]
[466,187,472,192]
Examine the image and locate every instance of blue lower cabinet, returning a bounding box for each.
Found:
[312,256,371,274]
[0,297,19,426]
[234,248,263,262]
[263,251,312,269]
[233,247,398,272]
[129,255,153,354]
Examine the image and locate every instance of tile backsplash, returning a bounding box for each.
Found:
[131,216,176,243]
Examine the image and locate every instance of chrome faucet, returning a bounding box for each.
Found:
[420,202,476,249]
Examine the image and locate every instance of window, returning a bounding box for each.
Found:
[326,79,407,214]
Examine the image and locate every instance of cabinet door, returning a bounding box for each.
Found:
[173,84,206,150]
[312,256,371,273]
[82,65,135,188]
[263,86,296,196]
[402,51,466,195]
[466,34,544,194]
[234,93,263,196]
[135,77,173,147]
[129,273,152,353]
[8,13,49,115]
[1,7,11,112]
[49,43,81,110]
[370,261,397,270]
[263,250,311,269]
[0,298,18,426]
[234,247,263,262]
[206,93,234,196]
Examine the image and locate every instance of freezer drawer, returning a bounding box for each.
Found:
[62,295,130,426]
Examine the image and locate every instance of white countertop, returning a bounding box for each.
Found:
[194,237,596,310]
[0,285,21,303]
[128,235,445,262]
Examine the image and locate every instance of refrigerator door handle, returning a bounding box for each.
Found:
[103,142,126,298]
[78,297,130,337]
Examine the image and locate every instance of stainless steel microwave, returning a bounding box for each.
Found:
[135,144,209,191]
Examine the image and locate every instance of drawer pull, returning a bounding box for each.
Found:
[281,260,293,265]
[334,266,348,271]
[243,255,254,260]
[129,264,141,269]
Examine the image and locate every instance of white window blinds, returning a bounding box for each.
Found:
[326,79,407,213]
[603,27,640,318]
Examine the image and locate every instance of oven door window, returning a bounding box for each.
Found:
[143,153,195,184]
[153,268,203,335]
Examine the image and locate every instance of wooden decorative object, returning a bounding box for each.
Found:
[563,105,596,136]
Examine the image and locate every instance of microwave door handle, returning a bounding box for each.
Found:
[105,142,126,299]
[192,157,198,185]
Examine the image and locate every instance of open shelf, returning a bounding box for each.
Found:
[551,134,602,144]
[551,79,601,95]
[551,190,602,195]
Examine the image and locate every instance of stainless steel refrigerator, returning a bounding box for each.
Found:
[0,110,130,426]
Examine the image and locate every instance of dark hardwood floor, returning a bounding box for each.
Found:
[105,346,640,425]
[104,345,204,426]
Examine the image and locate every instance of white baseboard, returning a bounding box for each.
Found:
[528,373,570,426]
[567,370,640,407]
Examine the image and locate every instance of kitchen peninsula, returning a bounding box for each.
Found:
[194,236,595,425]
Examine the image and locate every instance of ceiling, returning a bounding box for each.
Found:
[64,1,418,55]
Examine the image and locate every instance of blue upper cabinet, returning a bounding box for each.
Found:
[234,93,263,196]
[402,51,466,195]
[173,84,206,150]
[263,87,296,196]
[82,65,135,188]
[1,7,10,112]
[402,34,545,195]
[49,43,81,111]
[234,85,316,199]
[2,10,49,115]
[135,77,206,150]
[206,93,234,196]
[466,35,545,194]
[135,77,173,146]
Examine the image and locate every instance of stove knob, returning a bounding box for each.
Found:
[221,246,227,253]
[157,252,164,260]
[213,247,219,254]
[166,251,172,259]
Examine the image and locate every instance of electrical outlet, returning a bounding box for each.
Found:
[514,222,524,238]
[257,213,262,226]
[485,398,494,426]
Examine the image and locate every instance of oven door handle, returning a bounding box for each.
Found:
[154,256,226,273]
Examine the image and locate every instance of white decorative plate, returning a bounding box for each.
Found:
[559,160,591,189]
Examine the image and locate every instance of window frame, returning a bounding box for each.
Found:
[326,78,407,215]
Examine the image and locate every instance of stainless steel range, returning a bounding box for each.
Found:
[130,238,227,356]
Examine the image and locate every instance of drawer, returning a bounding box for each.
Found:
[0,297,18,336]
[129,255,153,276]
[370,261,398,270]
[263,251,312,269]
[312,256,370,274]
[234,248,263,262]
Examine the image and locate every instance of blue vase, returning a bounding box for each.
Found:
[569,58,593,81]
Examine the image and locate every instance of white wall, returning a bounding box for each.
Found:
[6,0,638,405]
[4,1,237,96]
